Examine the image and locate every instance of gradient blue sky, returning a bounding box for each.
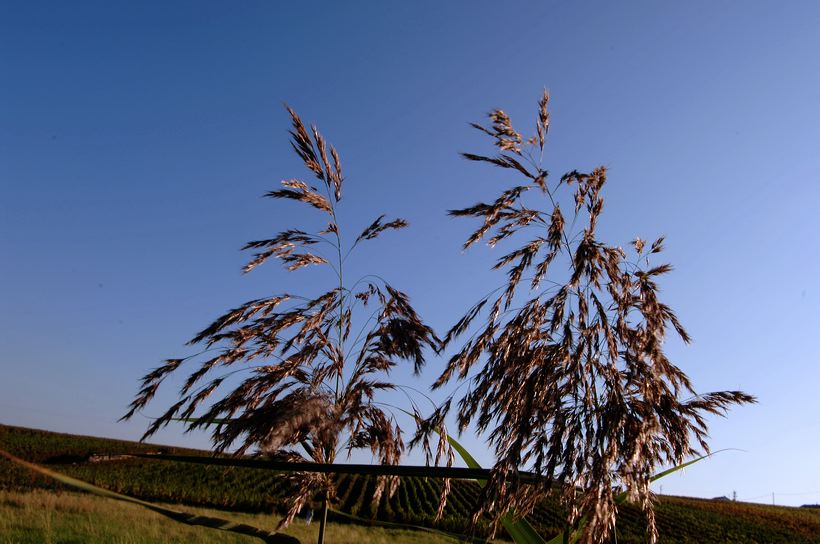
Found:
[2,1,819,506]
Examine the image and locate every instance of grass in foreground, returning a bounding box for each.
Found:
[0,489,457,544]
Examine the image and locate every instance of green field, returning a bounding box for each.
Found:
[0,489,454,544]
[2,424,819,543]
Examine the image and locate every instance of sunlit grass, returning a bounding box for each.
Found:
[0,489,457,544]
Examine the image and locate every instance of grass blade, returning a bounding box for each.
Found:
[445,434,547,544]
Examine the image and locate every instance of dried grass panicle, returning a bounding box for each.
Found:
[355,215,409,244]
[416,91,755,544]
[123,106,437,527]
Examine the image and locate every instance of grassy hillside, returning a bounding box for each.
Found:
[2,424,819,543]
[0,489,453,544]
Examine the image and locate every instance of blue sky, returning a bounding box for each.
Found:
[2,1,819,506]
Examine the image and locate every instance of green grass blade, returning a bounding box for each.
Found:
[614,450,726,505]
[0,448,300,544]
[544,531,564,544]
[446,435,482,471]
[502,518,550,544]
[445,434,547,544]
[649,451,715,483]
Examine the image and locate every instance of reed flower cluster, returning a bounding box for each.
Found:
[123,107,437,527]
[125,92,754,544]
[414,90,754,543]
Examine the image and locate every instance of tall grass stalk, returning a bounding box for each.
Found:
[121,107,437,544]
[415,90,755,543]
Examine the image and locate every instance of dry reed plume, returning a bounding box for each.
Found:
[414,90,755,543]
[122,107,437,531]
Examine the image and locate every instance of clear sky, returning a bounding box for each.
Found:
[2,1,819,507]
